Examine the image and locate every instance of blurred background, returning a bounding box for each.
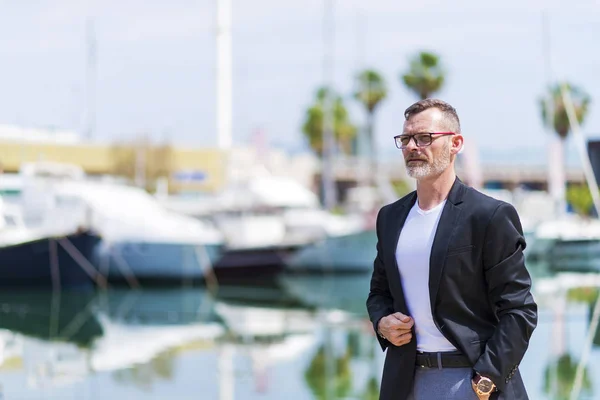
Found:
[0,0,599,399]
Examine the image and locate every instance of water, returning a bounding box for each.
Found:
[0,272,598,400]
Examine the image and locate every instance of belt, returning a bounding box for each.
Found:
[415,351,471,368]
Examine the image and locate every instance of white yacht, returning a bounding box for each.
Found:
[283,224,376,273]
[162,174,364,276]
[16,162,224,282]
[0,187,101,289]
[526,215,600,273]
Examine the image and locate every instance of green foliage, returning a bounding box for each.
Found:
[401,51,445,100]
[543,353,592,400]
[392,180,412,197]
[113,351,175,391]
[354,70,387,114]
[540,83,591,139]
[566,184,595,217]
[302,87,357,157]
[304,345,353,400]
[567,286,599,305]
[362,376,380,400]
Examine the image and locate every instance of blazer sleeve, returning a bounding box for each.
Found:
[473,202,538,392]
[366,206,395,351]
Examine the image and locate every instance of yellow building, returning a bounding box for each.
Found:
[0,127,227,193]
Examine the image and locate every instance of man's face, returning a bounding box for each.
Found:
[401,108,460,180]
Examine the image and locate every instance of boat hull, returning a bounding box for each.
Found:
[93,241,223,282]
[285,229,377,273]
[0,231,101,289]
[212,244,301,283]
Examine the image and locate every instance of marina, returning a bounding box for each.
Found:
[1,161,600,400]
[0,1,599,398]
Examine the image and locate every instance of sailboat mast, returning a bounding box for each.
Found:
[542,10,565,217]
[216,0,233,150]
[321,0,337,210]
[84,17,97,141]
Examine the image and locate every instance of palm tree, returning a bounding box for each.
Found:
[354,69,388,183]
[539,83,591,212]
[401,51,445,100]
[540,83,591,140]
[302,87,357,157]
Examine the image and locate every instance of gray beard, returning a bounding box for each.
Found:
[405,142,451,179]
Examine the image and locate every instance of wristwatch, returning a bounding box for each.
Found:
[473,373,496,397]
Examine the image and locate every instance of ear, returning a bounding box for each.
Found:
[451,134,464,155]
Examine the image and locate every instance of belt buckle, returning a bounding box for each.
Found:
[420,353,432,368]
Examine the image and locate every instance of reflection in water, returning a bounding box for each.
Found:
[304,340,352,400]
[0,273,599,399]
[362,376,380,400]
[0,290,102,348]
[360,338,380,400]
[544,353,592,400]
[92,287,223,374]
[278,272,372,317]
[542,285,600,400]
[567,287,600,347]
[113,350,175,391]
[98,286,218,325]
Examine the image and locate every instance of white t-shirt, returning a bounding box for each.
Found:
[395,199,457,352]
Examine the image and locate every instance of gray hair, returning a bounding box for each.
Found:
[404,98,461,134]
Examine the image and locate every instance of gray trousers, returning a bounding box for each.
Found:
[407,366,479,400]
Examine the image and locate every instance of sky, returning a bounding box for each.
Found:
[0,0,599,165]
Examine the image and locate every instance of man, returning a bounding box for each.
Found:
[366,99,537,400]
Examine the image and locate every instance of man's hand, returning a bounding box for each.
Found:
[377,312,414,346]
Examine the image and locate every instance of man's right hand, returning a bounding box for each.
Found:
[377,312,414,347]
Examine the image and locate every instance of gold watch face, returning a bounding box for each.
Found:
[477,379,494,393]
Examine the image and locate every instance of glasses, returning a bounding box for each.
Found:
[394,132,455,149]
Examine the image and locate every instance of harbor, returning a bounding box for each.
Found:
[1,158,600,399]
[1,1,600,399]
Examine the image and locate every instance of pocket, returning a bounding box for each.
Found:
[461,369,480,400]
[446,244,475,257]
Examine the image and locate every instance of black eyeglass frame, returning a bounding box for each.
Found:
[394,132,456,149]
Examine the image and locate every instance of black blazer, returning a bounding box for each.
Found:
[366,177,538,400]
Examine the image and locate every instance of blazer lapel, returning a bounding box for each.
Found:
[385,192,417,308]
[429,178,467,311]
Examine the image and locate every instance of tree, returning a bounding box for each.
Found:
[302,87,357,157]
[540,83,591,140]
[401,51,445,100]
[354,69,388,183]
[540,83,591,213]
[566,184,595,217]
